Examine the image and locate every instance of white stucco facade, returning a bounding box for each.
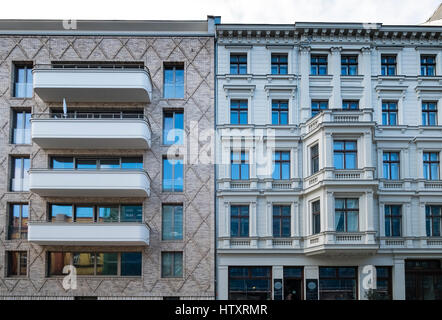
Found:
[215,22,442,300]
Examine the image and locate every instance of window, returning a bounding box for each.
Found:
[230,54,247,74]
[10,156,30,192]
[163,63,184,99]
[341,56,358,75]
[382,101,398,125]
[426,205,441,237]
[162,204,183,240]
[271,100,288,125]
[228,267,272,300]
[311,100,328,117]
[7,251,27,277]
[376,267,392,300]
[231,151,249,180]
[231,205,249,237]
[385,205,402,237]
[12,110,31,144]
[312,200,321,235]
[421,55,436,76]
[319,267,357,300]
[311,55,327,75]
[8,203,28,240]
[163,110,184,145]
[230,100,248,124]
[13,63,33,98]
[383,152,400,180]
[49,204,142,223]
[271,54,288,74]
[48,252,141,276]
[333,141,357,170]
[311,144,319,175]
[272,151,290,180]
[342,100,359,110]
[50,157,143,170]
[163,157,183,192]
[272,205,291,238]
[381,55,397,76]
[422,102,437,126]
[423,152,439,180]
[335,199,359,232]
[161,252,183,278]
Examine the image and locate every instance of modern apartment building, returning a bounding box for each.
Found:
[0,18,216,299]
[215,21,442,300]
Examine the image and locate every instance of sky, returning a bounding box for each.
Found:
[0,0,440,25]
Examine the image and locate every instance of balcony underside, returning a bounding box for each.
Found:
[28,223,150,246]
[29,170,150,197]
[31,119,151,149]
[304,245,379,256]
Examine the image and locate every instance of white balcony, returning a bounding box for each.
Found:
[28,222,150,246]
[31,113,151,149]
[29,169,150,197]
[33,64,152,102]
[304,232,378,256]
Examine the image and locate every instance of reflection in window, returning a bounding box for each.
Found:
[383,152,400,180]
[161,252,183,278]
[335,198,359,232]
[228,266,272,300]
[319,267,357,300]
[333,141,357,170]
[50,204,142,223]
[163,110,184,145]
[7,251,27,277]
[163,157,184,192]
[385,205,402,237]
[12,111,31,144]
[162,204,183,240]
[9,203,28,240]
[75,206,94,223]
[14,63,33,98]
[10,157,30,192]
[231,205,249,237]
[164,64,184,99]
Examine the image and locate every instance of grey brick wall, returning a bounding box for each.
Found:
[0,36,215,299]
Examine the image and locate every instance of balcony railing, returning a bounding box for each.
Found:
[28,221,150,246]
[31,112,151,149]
[33,63,152,102]
[304,231,378,255]
[29,168,151,197]
[304,109,373,134]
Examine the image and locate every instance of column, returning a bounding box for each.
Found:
[266,201,273,237]
[250,201,257,237]
[361,47,372,110]
[291,201,298,237]
[299,46,311,122]
[291,147,297,179]
[365,191,374,232]
[392,259,406,300]
[223,201,230,237]
[325,191,334,232]
[330,47,342,109]
[379,201,385,237]
[218,265,229,300]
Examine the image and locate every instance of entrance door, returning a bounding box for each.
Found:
[284,279,302,300]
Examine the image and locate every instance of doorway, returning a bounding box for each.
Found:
[283,266,304,300]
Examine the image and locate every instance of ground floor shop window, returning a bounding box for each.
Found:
[319,267,357,300]
[283,267,304,300]
[228,266,272,300]
[406,260,442,300]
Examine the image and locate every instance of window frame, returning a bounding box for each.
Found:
[10,156,30,192]
[230,53,248,75]
[272,205,291,238]
[13,62,33,98]
[228,266,272,300]
[271,53,288,75]
[382,101,398,126]
[383,152,400,180]
[341,55,358,76]
[312,200,321,235]
[384,205,402,237]
[335,198,359,233]
[333,140,357,170]
[162,156,184,192]
[163,109,184,145]
[342,100,359,111]
[420,55,436,76]
[162,204,184,241]
[161,251,184,278]
[422,101,438,126]
[231,150,250,181]
[426,205,442,237]
[8,203,29,240]
[423,152,440,181]
[311,55,328,75]
[381,55,397,76]
[272,151,290,180]
[230,99,248,125]
[7,251,27,277]
[310,144,319,175]
[230,205,250,238]
[271,100,289,125]
[11,109,31,144]
[311,100,328,117]
[163,63,185,99]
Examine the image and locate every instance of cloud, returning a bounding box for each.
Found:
[0,0,440,25]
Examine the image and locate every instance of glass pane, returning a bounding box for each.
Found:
[51,157,74,169]
[334,153,344,169]
[99,159,120,169]
[121,157,143,169]
[335,212,345,232]
[75,206,94,223]
[121,205,142,222]
[76,159,97,170]
[240,218,249,237]
[73,253,94,275]
[173,252,183,277]
[174,206,183,240]
[347,211,359,232]
[162,205,174,240]
[162,252,173,277]
[174,160,184,191]
[48,252,72,276]
[98,206,119,222]
[121,252,142,276]
[345,153,357,169]
[51,204,73,222]
[96,253,118,276]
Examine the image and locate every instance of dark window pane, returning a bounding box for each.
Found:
[121,252,142,276]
